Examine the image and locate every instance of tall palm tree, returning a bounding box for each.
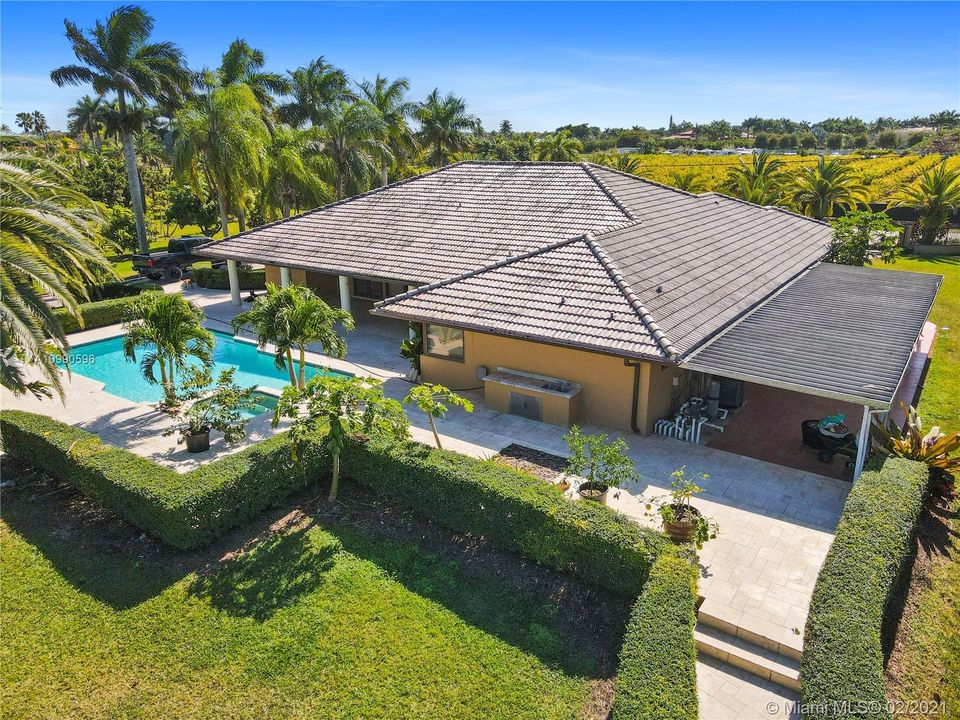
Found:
[14,113,34,134]
[317,100,389,200]
[31,112,49,137]
[415,89,474,168]
[893,159,960,244]
[51,6,190,254]
[67,95,107,150]
[0,151,112,399]
[279,57,353,128]
[359,75,417,185]
[232,283,354,388]
[217,39,289,116]
[536,129,582,162]
[499,120,513,137]
[172,83,270,239]
[792,156,867,219]
[122,293,214,406]
[724,151,787,205]
[265,125,331,217]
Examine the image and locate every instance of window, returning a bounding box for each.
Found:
[425,324,464,360]
[352,278,385,300]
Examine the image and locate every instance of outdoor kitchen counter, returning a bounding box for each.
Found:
[482,370,582,425]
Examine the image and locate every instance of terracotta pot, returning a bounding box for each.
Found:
[185,429,210,454]
[663,503,701,543]
[578,481,609,503]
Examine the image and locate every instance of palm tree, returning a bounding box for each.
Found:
[172,83,270,239]
[122,293,214,406]
[217,39,289,116]
[499,119,513,137]
[14,113,33,134]
[232,284,354,388]
[669,171,708,193]
[536,129,582,162]
[359,75,417,185]
[0,151,112,399]
[265,125,331,218]
[67,95,107,150]
[31,112,49,137]
[596,151,641,174]
[893,159,960,244]
[51,5,191,254]
[279,57,353,128]
[317,100,389,200]
[415,89,475,168]
[928,110,960,131]
[724,151,787,205]
[792,156,867,219]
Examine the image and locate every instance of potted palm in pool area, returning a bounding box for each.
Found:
[563,425,638,504]
[646,466,719,548]
[166,367,259,453]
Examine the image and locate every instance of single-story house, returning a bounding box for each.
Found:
[199,162,941,479]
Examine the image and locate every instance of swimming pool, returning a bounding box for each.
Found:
[62,330,352,405]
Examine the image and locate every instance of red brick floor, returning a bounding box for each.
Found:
[704,383,862,481]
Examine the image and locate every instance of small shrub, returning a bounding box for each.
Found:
[52,291,164,333]
[800,456,929,719]
[192,267,265,291]
[341,434,666,597]
[611,548,699,720]
[87,280,162,301]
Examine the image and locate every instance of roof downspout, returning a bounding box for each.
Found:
[625,358,644,433]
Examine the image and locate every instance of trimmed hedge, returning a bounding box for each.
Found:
[611,548,699,720]
[0,410,329,549]
[53,291,163,334]
[88,280,162,300]
[192,267,265,291]
[341,435,666,597]
[801,456,929,719]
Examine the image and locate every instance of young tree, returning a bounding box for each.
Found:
[827,211,899,266]
[791,156,867,219]
[51,5,191,254]
[403,383,473,449]
[122,293,214,406]
[563,425,638,499]
[893,159,960,244]
[274,375,409,501]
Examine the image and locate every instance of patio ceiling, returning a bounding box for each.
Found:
[682,263,942,409]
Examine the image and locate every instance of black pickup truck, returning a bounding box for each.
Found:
[133,236,222,281]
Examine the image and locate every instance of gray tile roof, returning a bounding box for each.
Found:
[199,162,636,285]
[683,263,942,407]
[372,235,674,361]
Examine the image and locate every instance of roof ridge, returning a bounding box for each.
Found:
[376,235,586,308]
[584,162,701,199]
[197,163,463,252]
[584,231,678,359]
[580,162,637,221]
[697,191,833,227]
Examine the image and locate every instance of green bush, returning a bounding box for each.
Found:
[341,435,666,597]
[801,456,929,719]
[192,267,265,291]
[88,280,162,300]
[611,548,699,720]
[0,410,330,549]
[52,291,163,334]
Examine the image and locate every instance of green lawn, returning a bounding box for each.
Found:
[0,473,621,720]
[112,223,239,279]
[880,254,959,716]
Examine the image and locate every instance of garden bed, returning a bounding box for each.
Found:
[0,459,630,719]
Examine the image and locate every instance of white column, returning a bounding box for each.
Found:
[853,405,871,482]
[407,285,417,339]
[338,275,351,313]
[227,259,241,306]
[280,266,291,287]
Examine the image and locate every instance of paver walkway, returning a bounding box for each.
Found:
[2,284,850,718]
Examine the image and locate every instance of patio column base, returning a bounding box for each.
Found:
[227,259,241,306]
[280,267,291,287]
[339,275,351,314]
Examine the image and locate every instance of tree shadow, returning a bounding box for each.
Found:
[189,524,337,621]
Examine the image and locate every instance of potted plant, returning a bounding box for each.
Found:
[646,466,719,548]
[563,425,638,503]
[165,367,258,453]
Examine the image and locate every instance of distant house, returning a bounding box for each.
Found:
[200,162,939,479]
[664,129,697,140]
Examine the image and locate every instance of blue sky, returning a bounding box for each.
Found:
[2,1,958,132]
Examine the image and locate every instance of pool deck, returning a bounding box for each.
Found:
[2,284,852,719]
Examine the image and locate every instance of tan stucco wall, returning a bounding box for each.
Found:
[643,363,688,433]
[264,264,281,286]
[420,329,640,431]
[264,266,339,302]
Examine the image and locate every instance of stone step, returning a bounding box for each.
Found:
[695,622,801,692]
[697,601,803,662]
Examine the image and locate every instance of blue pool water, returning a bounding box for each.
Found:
[63,330,351,405]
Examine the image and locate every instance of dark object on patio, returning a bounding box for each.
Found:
[801,419,858,464]
[718,378,744,409]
